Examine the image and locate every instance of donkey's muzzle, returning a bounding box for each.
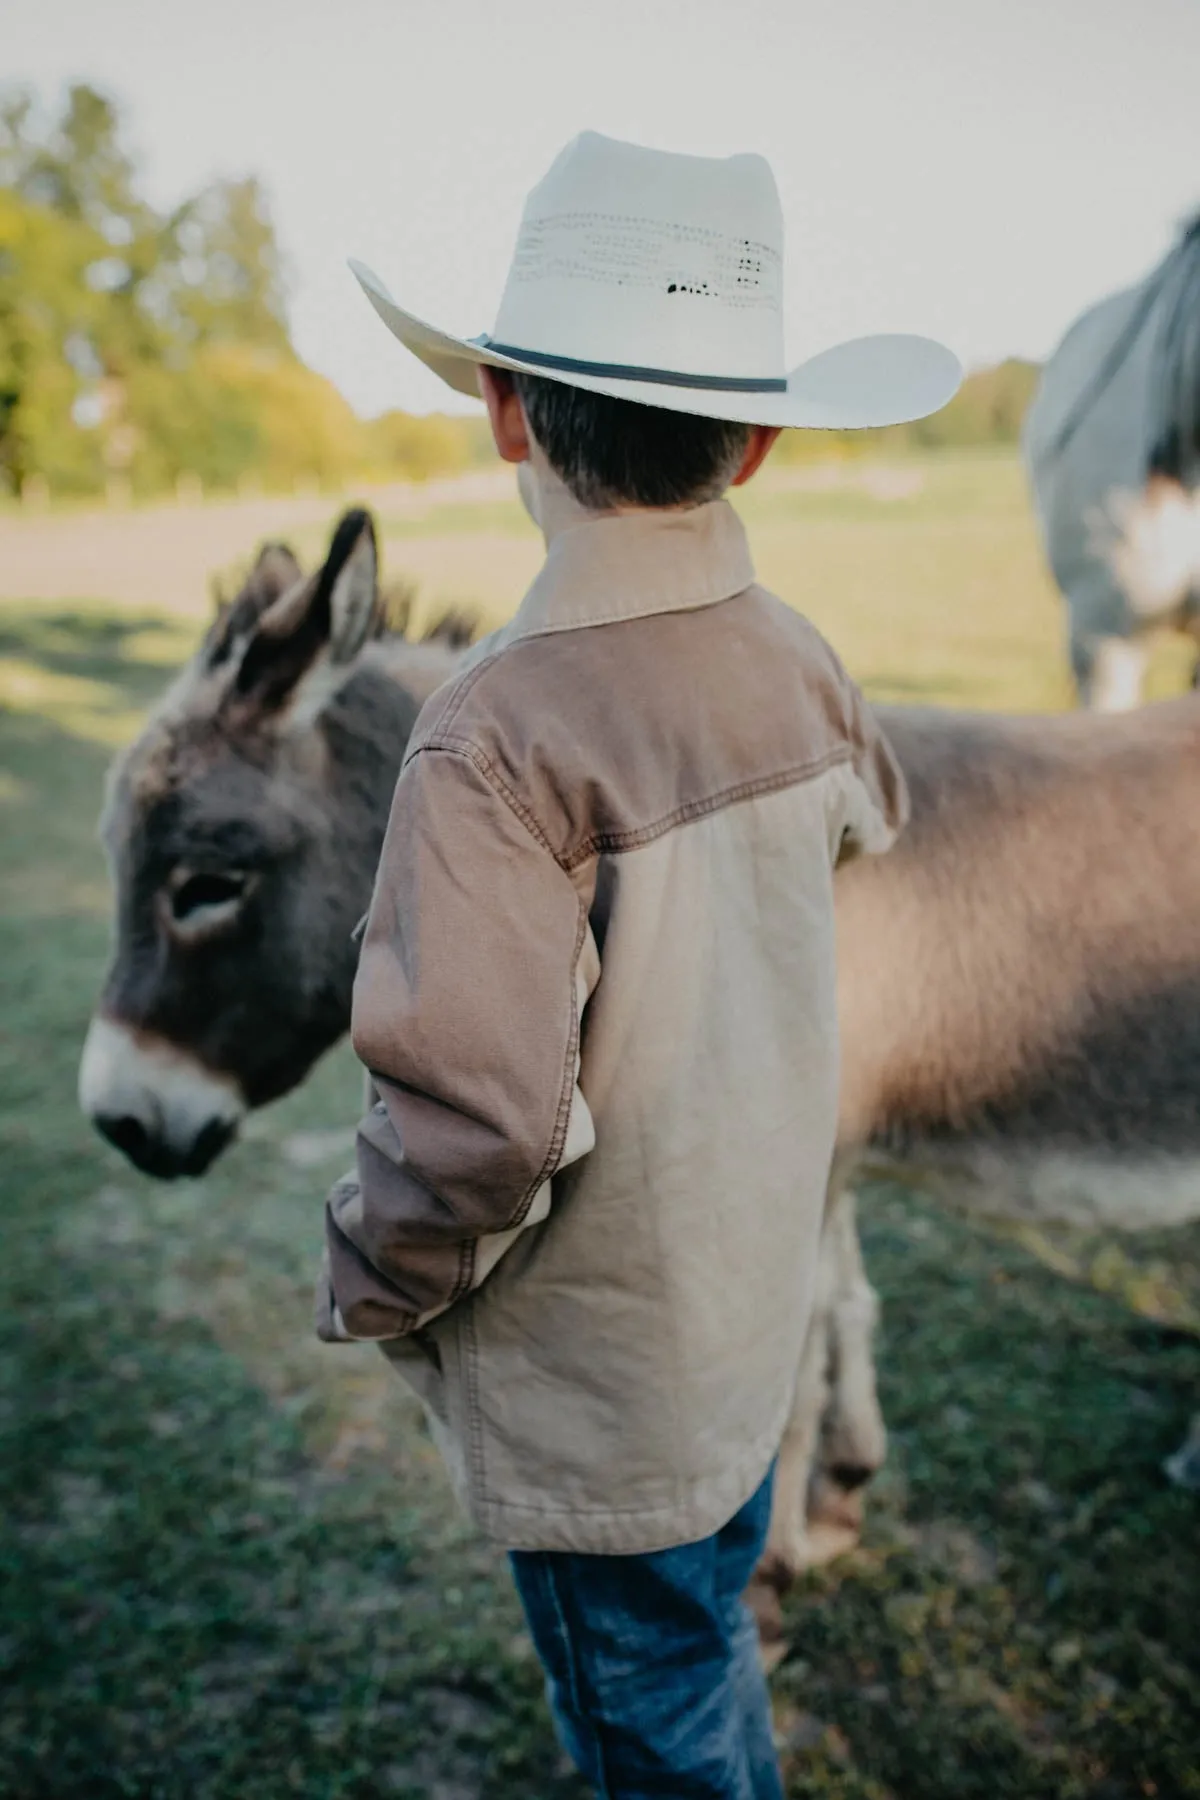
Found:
[78,1015,246,1181]
[92,1109,236,1180]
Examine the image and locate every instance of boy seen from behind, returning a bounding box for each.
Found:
[319,132,960,1798]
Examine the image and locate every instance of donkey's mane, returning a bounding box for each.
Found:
[405,608,481,652]
[362,600,480,710]
[375,578,482,654]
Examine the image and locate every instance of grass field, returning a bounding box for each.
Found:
[1,452,1198,1799]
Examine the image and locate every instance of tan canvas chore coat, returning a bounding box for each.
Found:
[316,483,907,1554]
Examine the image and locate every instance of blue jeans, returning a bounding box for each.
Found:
[509,1468,784,1799]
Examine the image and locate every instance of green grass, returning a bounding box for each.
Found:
[1,454,1198,1798]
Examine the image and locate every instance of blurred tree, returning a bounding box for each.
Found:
[0,169,107,493]
[363,408,493,481]
[0,83,299,498]
[5,83,142,232]
[199,345,362,487]
[773,358,1042,464]
[0,81,1047,503]
[159,176,290,351]
[907,358,1041,449]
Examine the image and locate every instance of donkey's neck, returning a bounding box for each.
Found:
[316,638,469,903]
[367,634,468,710]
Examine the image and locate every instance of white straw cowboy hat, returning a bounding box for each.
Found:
[350,131,962,430]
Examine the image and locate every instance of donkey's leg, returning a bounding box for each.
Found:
[744,1296,831,1670]
[759,1279,832,1586]
[748,1172,887,1668]
[806,1187,888,1554]
[747,1256,832,1672]
[756,1164,888,1587]
[822,1184,888,1486]
[759,1163,867,1584]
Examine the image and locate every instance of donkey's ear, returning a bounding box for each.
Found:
[252,543,306,606]
[232,510,379,724]
[204,543,305,667]
[323,510,380,665]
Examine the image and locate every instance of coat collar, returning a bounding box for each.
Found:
[506,454,756,639]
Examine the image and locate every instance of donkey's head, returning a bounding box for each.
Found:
[78,508,454,1178]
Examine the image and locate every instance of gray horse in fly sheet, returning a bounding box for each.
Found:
[1024,214,1200,710]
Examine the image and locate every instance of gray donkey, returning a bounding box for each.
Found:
[1024,213,1200,709]
[80,509,1200,1609]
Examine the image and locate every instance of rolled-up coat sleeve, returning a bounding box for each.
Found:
[316,741,597,1342]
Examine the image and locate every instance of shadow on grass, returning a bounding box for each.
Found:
[0,604,196,712]
[0,618,150,927]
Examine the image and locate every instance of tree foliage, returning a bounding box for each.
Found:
[0,83,501,501]
[0,83,308,496]
[362,408,494,481]
[775,359,1041,464]
[1,83,1043,503]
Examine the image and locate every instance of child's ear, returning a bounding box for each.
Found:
[479,366,532,465]
[731,426,783,487]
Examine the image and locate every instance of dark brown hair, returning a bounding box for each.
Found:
[512,371,753,509]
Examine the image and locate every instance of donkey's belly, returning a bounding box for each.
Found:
[858,971,1200,1231]
[834,698,1200,1235]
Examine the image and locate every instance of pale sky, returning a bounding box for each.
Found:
[8,0,1200,417]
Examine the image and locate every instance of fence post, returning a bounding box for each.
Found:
[21,473,50,513]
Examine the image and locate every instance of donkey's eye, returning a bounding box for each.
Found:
[168,869,250,933]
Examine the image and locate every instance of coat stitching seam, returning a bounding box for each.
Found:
[561,750,854,867]
[414,738,558,853]
[418,738,854,873]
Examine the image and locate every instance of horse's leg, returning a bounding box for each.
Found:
[1084,633,1148,711]
[1165,1412,1200,1490]
[1180,595,1200,689]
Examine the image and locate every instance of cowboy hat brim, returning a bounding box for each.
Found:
[349,259,962,431]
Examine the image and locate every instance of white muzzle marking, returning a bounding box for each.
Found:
[78,1015,245,1151]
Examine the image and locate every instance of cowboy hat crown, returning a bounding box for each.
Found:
[350,131,961,430]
